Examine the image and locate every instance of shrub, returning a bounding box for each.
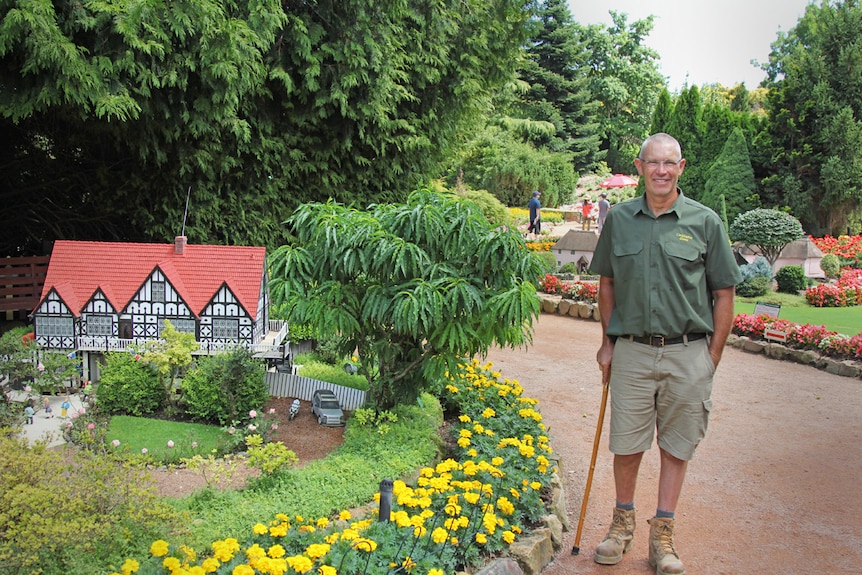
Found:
[298,360,369,390]
[775,265,807,294]
[181,348,267,425]
[534,250,557,274]
[739,255,773,282]
[0,436,180,575]
[736,275,770,297]
[559,262,577,274]
[96,352,164,416]
[820,253,841,279]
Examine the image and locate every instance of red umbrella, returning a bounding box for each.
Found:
[599,174,638,188]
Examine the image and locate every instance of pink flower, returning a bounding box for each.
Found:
[87,422,96,430]
[141,448,148,454]
[65,421,73,428]
[167,440,175,448]
[23,385,31,393]
[249,410,258,418]
[268,408,276,414]
[191,441,198,449]
[227,427,236,435]
[112,439,120,447]
[247,424,257,432]
[271,423,278,431]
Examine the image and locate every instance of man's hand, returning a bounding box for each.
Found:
[597,338,614,385]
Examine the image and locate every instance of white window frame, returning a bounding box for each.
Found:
[36,316,74,337]
[212,318,239,340]
[87,314,113,336]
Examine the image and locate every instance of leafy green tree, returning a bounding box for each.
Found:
[667,85,706,199]
[0,327,36,388]
[447,125,576,208]
[701,127,759,225]
[0,0,530,254]
[729,208,805,270]
[268,187,546,409]
[649,89,674,135]
[761,1,862,235]
[34,350,78,396]
[143,320,198,406]
[574,11,664,173]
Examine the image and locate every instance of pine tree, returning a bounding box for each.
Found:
[701,127,759,224]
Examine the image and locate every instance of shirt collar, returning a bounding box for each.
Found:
[635,188,685,218]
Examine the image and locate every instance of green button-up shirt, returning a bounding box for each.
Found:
[591,190,742,338]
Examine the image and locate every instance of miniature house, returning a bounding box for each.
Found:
[31,238,287,381]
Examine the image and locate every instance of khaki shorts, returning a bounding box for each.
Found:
[609,336,715,461]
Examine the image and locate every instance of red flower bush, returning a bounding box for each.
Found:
[732,313,862,359]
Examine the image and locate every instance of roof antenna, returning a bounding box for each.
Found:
[181,186,191,237]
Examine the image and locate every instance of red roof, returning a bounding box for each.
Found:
[39,240,266,318]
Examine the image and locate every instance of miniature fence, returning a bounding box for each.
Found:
[265,372,367,410]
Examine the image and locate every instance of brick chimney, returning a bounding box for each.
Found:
[175,236,187,255]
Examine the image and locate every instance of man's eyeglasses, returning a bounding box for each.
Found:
[640,159,682,170]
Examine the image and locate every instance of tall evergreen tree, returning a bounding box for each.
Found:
[649,89,674,135]
[701,127,759,225]
[518,0,602,173]
[667,85,706,198]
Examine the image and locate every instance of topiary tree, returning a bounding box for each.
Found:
[820,253,841,279]
[730,209,805,270]
[775,265,808,294]
[268,187,546,409]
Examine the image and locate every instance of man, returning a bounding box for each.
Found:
[590,133,741,575]
[527,190,542,238]
[597,192,611,233]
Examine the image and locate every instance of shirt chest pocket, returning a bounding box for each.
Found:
[663,242,706,285]
[612,240,644,279]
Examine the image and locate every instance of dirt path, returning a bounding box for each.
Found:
[485,313,862,575]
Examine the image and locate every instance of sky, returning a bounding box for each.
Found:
[567,0,814,91]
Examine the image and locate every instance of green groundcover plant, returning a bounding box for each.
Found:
[106,359,556,575]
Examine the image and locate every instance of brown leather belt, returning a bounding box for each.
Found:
[628,333,707,347]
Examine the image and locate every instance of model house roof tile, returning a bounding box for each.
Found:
[39,240,266,318]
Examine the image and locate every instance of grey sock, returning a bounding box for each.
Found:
[616,501,635,511]
[655,508,675,519]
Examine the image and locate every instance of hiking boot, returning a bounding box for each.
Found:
[594,507,636,564]
[648,517,686,575]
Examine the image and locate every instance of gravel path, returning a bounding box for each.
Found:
[485,313,862,575]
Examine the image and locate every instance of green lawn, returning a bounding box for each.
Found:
[107,416,226,462]
[735,294,862,335]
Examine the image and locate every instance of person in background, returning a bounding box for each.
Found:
[527,190,542,238]
[597,192,611,233]
[61,396,71,418]
[24,403,35,424]
[42,396,53,418]
[581,198,593,231]
[590,133,741,575]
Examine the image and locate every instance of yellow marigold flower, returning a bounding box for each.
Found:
[351,538,378,553]
[502,531,516,544]
[481,407,496,418]
[287,555,314,573]
[340,528,359,541]
[467,448,478,457]
[339,509,352,521]
[253,523,268,535]
[414,525,427,537]
[497,497,515,515]
[463,491,480,504]
[446,384,459,394]
[475,533,487,545]
[483,513,498,534]
[188,565,207,575]
[318,566,337,575]
[459,428,472,438]
[458,414,471,423]
[316,517,329,529]
[420,509,435,519]
[458,515,469,528]
[512,525,522,534]
[305,543,330,559]
[162,556,181,571]
[246,543,266,561]
[269,522,289,537]
[450,536,459,545]
[472,423,485,434]
[121,558,140,575]
[429,569,444,575]
[268,544,286,559]
[519,444,535,458]
[510,488,521,499]
[431,527,449,544]
[531,481,542,490]
[298,525,316,533]
[180,545,196,563]
[202,558,220,573]
[232,565,255,575]
[150,540,170,557]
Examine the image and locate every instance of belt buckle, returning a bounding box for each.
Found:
[651,335,665,347]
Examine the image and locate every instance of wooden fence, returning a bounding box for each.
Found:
[265,372,367,410]
[0,256,49,313]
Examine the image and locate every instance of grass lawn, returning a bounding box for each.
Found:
[107,416,225,461]
[735,294,862,335]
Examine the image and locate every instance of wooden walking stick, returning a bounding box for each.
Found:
[571,380,610,555]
